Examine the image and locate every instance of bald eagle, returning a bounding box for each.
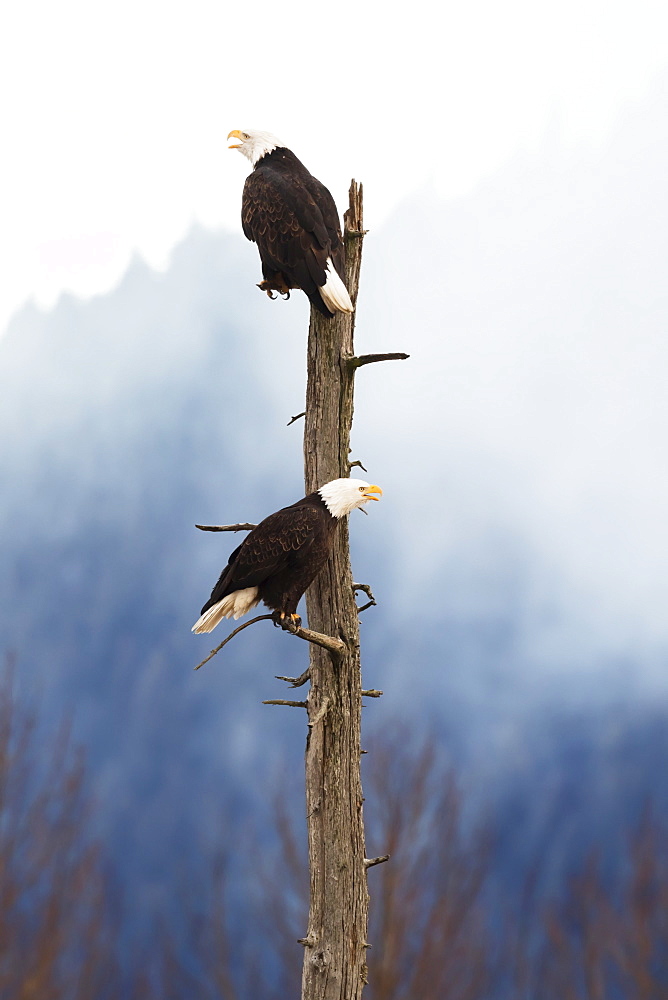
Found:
[227,129,354,317]
[192,479,382,633]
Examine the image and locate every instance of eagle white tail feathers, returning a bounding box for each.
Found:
[319,259,353,314]
[191,587,260,633]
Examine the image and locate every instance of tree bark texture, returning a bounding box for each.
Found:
[300,181,369,1000]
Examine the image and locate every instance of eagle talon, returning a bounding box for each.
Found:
[273,611,301,632]
[257,281,278,300]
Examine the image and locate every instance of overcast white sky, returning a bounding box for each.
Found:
[1,0,667,336]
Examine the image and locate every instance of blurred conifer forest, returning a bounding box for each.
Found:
[3,672,668,999]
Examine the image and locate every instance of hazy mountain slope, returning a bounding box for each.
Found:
[0,229,315,907]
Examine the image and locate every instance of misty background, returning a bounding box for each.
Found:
[1,10,668,985]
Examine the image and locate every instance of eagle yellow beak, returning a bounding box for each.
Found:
[364,485,383,501]
[227,129,244,149]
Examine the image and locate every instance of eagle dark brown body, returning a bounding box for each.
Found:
[241,147,347,317]
[192,477,381,633]
[200,492,337,621]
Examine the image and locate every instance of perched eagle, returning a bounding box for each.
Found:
[227,129,354,317]
[192,478,382,633]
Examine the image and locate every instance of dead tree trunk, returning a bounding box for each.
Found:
[298,182,406,1000]
[197,180,406,991]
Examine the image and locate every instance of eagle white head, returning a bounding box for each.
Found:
[227,129,283,166]
[318,478,383,519]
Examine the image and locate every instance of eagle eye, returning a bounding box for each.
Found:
[358,486,365,492]
[242,132,250,140]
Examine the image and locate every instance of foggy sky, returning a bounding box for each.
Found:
[2,0,667,334]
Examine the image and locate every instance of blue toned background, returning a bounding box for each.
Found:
[2,6,668,986]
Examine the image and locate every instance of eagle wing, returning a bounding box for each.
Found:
[242,158,345,293]
[200,504,322,614]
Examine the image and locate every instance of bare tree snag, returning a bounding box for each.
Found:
[298,182,407,1000]
[300,179,367,1000]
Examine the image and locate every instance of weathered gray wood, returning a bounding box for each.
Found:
[300,181,370,1000]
